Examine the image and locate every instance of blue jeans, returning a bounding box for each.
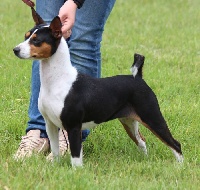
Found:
[26,0,116,140]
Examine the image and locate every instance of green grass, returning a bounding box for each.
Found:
[0,0,200,189]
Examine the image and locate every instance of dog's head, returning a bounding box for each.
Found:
[13,8,62,60]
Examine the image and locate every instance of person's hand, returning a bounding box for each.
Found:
[59,0,77,39]
[22,0,35,7]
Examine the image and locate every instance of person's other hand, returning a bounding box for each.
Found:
[59,0,77,39]
[22,0,35,7]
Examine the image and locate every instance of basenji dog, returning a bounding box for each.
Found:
[13,8,183,167]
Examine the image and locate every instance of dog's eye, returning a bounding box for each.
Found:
[31,37,41,45]
[32,37,38,42]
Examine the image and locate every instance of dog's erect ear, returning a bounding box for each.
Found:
[31,7,45,25]
[49,16,62,39]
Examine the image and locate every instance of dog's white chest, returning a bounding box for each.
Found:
[38,85,66,128]
[38,58,78,128]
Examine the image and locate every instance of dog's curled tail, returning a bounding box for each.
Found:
[130,53,145,78]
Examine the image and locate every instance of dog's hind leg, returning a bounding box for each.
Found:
[137,111,183,162]
[149,121,183,162]
[119,118,147,155]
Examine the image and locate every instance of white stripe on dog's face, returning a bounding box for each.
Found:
[14,29,38,59]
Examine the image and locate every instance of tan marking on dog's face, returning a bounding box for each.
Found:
[30,42,52,58]
[25,31,31,39]
[29,33,52,58]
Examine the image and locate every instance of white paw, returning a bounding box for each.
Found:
[71,157,83,167]
[138,141,148,155]
[171,148,184,163]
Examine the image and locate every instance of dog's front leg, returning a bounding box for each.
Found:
[67,125,82,167]
[45,120,59,161]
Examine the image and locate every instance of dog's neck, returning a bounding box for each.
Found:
[39,37,78,89]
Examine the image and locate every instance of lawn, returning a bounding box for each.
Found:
[0,0,199,189]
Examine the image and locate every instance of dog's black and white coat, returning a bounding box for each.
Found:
[13,8,183,166]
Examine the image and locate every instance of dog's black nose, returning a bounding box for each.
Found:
[13,47,20,55]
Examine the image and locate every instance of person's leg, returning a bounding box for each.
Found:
[26,60,46,137]
[69,0,116,139]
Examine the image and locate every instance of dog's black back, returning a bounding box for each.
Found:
[61,73,158,125]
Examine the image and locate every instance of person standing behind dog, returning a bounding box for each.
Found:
[14,0,116,159]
